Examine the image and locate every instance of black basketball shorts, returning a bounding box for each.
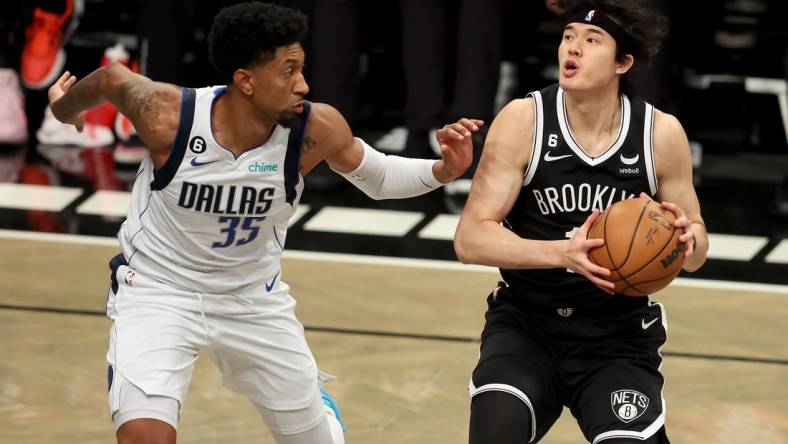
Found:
[469,284,669,443]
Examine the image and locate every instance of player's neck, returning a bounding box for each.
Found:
[211,89,277,156]
[563,86,622,153]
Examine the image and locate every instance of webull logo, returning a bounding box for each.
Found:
[660,242,686,268]
[248,162,279,173]
[617,166,641,177]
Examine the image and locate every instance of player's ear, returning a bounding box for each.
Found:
[233,68,255,96]
[615,54,634,75]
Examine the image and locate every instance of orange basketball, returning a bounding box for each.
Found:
[587,198,685,296]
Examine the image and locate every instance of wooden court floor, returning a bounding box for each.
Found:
[1,235,787,443]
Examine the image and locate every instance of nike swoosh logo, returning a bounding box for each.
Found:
[191,157,218,167]
[641,317,659,329]
[620,153,640,165]
[265,271,280,292]
[543,152,573,162]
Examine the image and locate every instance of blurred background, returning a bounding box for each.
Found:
[0,1,787,442]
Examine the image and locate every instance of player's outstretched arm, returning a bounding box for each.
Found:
[48,63,181,163]
[454,99,614,290]
[306,102,482,199]
[652,111,709,272]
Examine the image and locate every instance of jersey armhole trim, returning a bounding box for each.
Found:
[150,87,196,191]
[284,101,311,205]
[523,92,544,187]
[643,103,658,195]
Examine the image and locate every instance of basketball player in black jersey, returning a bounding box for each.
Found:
[454,1,709,443]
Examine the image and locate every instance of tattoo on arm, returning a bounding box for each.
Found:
[79,73,101,97]
[50,69,105,122]
[128,87,160,122]
[118,84,162,137]
[302,135,317,153]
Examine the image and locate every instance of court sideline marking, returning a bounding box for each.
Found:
[1,229,786,366]
[2,229,787,295]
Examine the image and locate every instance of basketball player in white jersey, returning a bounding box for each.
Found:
[455,0,708,443]
[46,3,482,443]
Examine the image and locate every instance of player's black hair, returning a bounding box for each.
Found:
[208,2,308,83]
[559,0,668,95]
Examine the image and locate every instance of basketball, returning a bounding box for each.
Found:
[587,198,685,296]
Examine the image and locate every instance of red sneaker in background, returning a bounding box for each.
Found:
[21,0,83,90]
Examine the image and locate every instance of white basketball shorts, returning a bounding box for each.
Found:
[106,256,319,427]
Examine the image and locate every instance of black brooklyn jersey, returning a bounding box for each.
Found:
[501,84,658,309]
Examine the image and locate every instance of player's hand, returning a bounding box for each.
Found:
[433,118,484,183]
[566,209,615,294]
[640,192,694,257]
[48,71,86,132]
[660,201,695,257]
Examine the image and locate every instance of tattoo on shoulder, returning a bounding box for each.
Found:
[122,85,165,141]
[303,135,317,153]
[130,87,160,122]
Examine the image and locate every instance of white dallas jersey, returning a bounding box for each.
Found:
[118,86,308,295]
